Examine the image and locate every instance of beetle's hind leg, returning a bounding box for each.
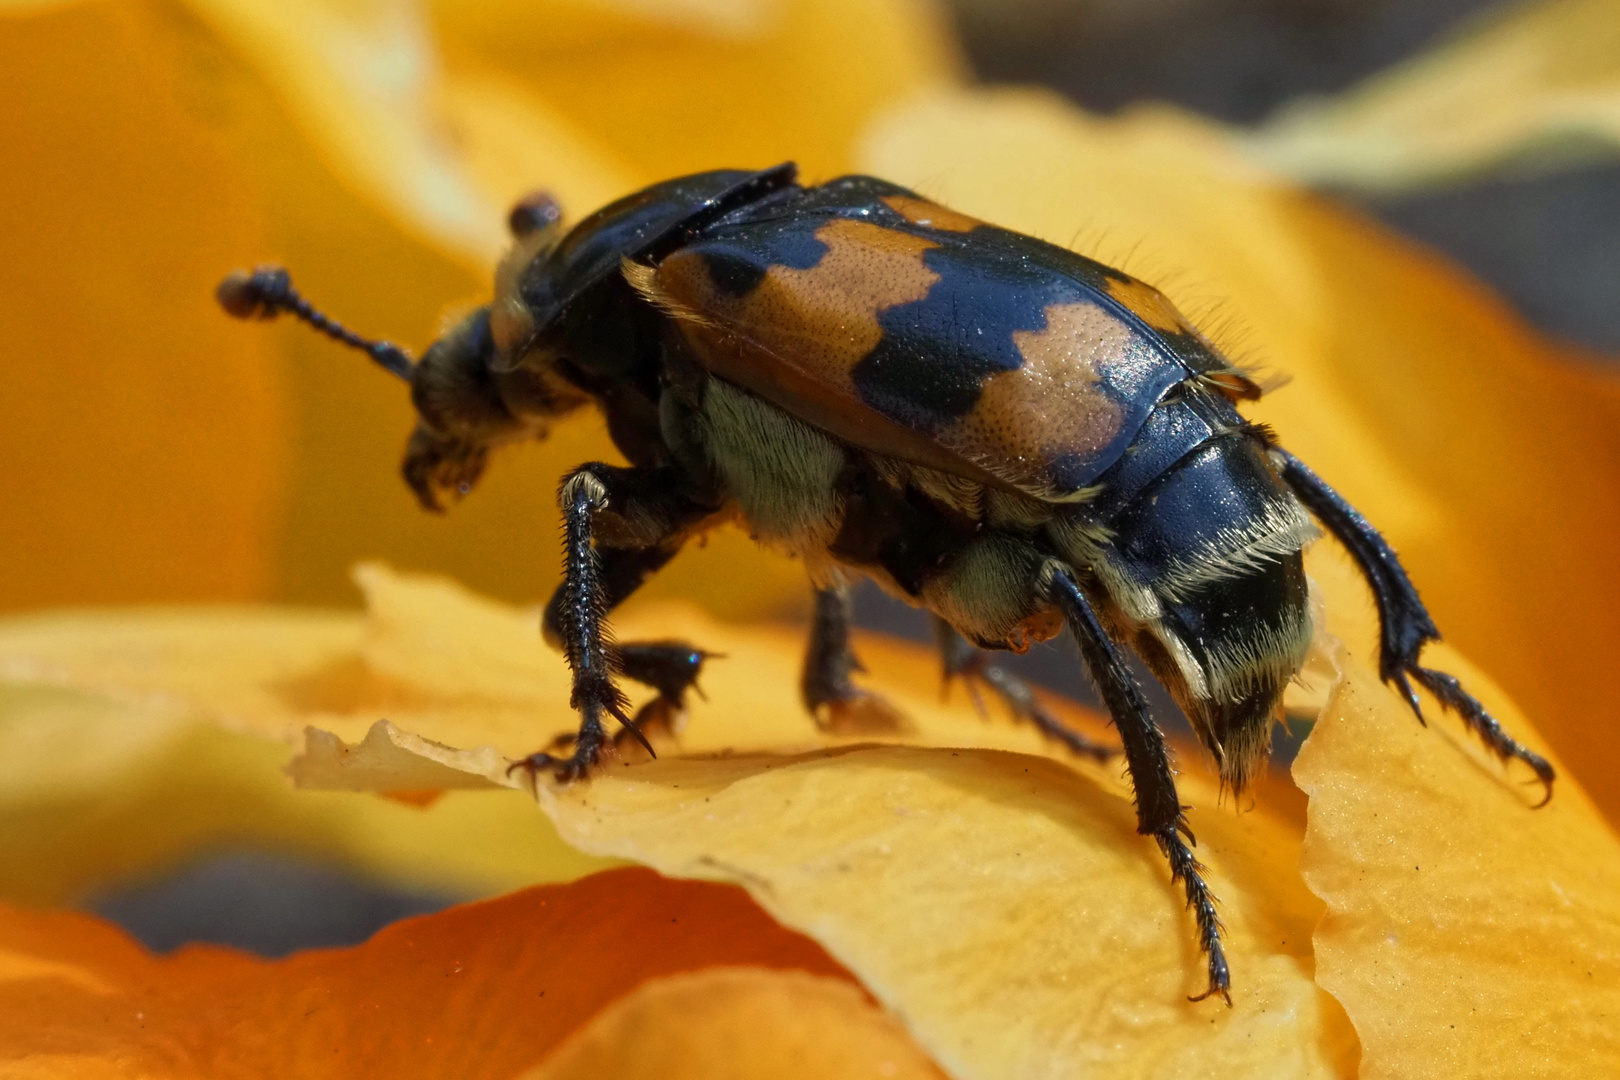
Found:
[509,464,713,784]
[801,582,906,734]
[1271,448,1555,804]
[1047,567,1231,1005]
[935,618,1115,763]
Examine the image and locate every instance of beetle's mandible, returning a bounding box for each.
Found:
[218,163,1554,1005]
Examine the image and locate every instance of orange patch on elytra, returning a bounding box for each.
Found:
[657,218,940,393]
[882,194,982,233]
[1103,275,1192,336]
[952,301,1128,495]
[657,219,1049,490]
[758,218,941,362]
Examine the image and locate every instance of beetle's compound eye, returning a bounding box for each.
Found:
[508,191,562,239]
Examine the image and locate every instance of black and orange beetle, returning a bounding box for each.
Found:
[218,162,1553,1003]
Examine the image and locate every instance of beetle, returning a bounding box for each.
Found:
[218,162,1554,1004]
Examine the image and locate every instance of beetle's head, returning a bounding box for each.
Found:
[1078,433,1319,793]
[215,192,587,512]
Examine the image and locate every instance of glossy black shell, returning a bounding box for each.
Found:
[515,164,798,336]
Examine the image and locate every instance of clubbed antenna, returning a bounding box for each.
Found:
[216,266,414,381]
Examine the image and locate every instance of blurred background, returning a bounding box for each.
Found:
[3,0,1616,956]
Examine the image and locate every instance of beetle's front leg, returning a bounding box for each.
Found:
[538,544,717,756]
[511,469,633,783]
[1271,448,1555,804]
[511,463,709,784]
[1047,567,1231,1005]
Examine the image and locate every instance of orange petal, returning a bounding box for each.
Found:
[524,967,946,1080]
[0,1,289,610]
[1294,645,1620,1076]
[0,867,879,1076]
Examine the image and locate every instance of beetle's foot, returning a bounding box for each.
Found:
[506,743,601,786]
[945,651,1116,763]
[812,687,908,736]
[619,641,718,707]
[507,708,617,786]
[612,641,719,756]
[1397,664,1555,807]
[1152,820,1232,1007]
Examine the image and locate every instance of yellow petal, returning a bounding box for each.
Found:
[18,560,1619,1073]
[183,0,503,267]
[0,577,613,903]
[3,563,1353,1080]
[0,562,1109,899]
[0,868,892,1076]
[1240,0,1620,191]
[525,967,946,1080]
[289,719,515,793]
[1294,644,1620,1076]
[859,86,1620,821]
[0,680,612,906]
[432,0,963,183]
[1,562,1109,771]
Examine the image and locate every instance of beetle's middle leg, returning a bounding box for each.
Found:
[800,581,905,733]
[1271,448,1555,804]
[511,463,713,783]
[934,617,1116,763]
[1047,566,1231,1005]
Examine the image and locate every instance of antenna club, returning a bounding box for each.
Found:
[215,266,290,320]
[214,264,415,382]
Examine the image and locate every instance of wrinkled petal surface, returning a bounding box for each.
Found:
[9,558,1620,1077]
[538,747,1356,1080]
